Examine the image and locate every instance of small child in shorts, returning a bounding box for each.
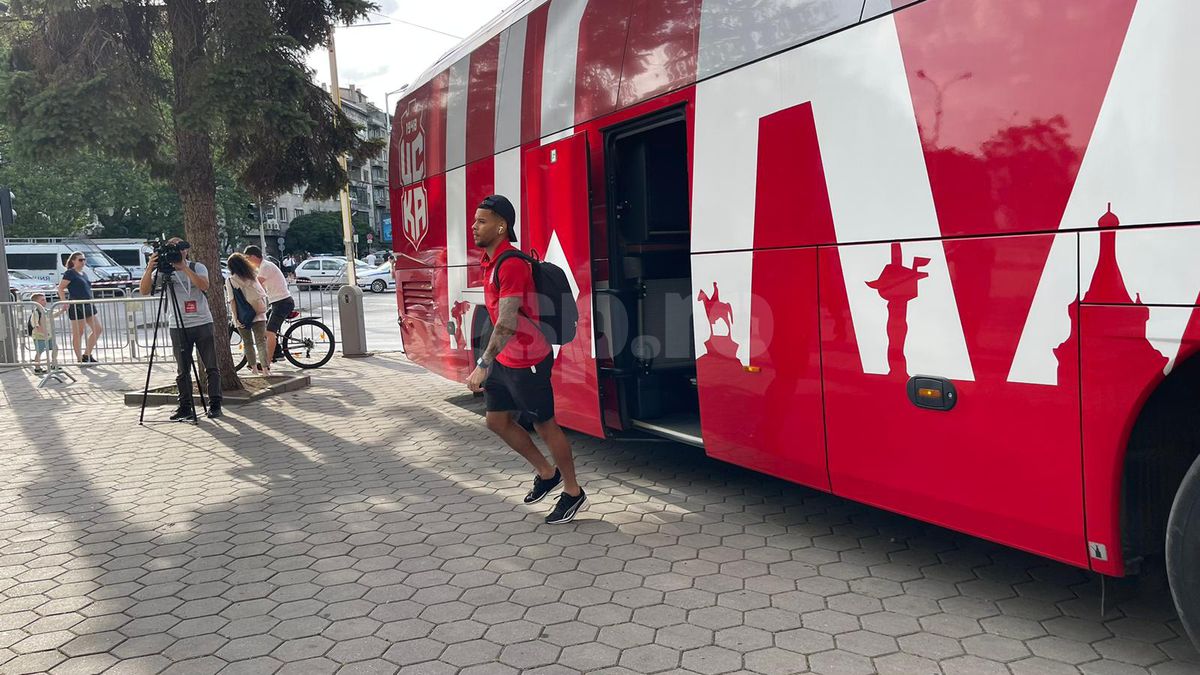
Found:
[28,293,57,375]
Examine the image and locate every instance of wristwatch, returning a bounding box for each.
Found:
[477,357,492,369]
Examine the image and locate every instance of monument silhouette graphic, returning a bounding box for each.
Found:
[698,283,739,359]
[867,243,931,376]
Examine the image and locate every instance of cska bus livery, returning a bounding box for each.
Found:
[388,0,1200,642]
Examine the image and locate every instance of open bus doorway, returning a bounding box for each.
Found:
[601,107,701,446]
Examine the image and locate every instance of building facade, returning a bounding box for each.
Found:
[252,84,391,258]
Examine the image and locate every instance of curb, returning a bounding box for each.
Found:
[123,374,311,407]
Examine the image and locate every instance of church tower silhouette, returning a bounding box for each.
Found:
[1055,204,1168,384]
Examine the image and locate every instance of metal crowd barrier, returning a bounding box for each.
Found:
[0,295,161,371]
[0,280,348,384]
[289,281,342,341]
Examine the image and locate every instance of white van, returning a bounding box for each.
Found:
[4,238,133,293]
[93,238,151,279]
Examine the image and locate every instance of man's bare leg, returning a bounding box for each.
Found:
[533,418,579,496]
[486,411,555,479]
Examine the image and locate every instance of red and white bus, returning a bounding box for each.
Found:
[389,0,1200,641]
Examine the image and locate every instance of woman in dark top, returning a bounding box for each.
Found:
[56,252,104,363]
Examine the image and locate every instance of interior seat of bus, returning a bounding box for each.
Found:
[602,107,701,446]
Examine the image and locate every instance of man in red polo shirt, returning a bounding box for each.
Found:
[467,195,586,524]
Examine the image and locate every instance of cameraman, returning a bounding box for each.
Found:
[138,238,222,420]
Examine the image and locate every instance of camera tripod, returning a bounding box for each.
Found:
[137,268,208,425]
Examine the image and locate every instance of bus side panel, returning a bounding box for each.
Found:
[693,248,828,490]
[395,175,458,381]
[820,236,1088,568]
[616,0,701,109]
[1078,224,1200,575]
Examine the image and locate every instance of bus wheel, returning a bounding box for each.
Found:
[1167,451,1200,649]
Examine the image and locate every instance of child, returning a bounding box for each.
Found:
[28,293,58,375]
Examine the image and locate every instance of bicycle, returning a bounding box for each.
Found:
[229,310,336,370]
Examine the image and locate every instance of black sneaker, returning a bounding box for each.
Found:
[169,407,195,422]
[545,489,587,524]
[33,367,46,375]
[524,469,562,504]
[207,401,223,419]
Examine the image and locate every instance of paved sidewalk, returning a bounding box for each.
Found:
[0,356,1195,675]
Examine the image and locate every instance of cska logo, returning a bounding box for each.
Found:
[398,100,426,185]
[402,185,428,251]
[398,99,429,250]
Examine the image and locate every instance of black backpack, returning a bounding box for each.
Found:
[492,250,578,346]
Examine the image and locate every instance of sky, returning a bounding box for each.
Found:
[306,0,519,116]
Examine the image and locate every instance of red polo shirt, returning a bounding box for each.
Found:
[481,241,551,368]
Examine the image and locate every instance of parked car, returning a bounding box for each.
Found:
[6,270,57,301]
[293,257,370,288]
[357,262,396,294]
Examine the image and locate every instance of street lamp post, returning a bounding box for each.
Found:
[915,69,972,149]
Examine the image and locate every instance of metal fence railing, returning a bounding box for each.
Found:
[0,295,160,370]
[290,281,341,339]
[0,280,351,384]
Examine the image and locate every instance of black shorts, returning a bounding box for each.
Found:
[266,297,295,333]
[68,303,96,321]
[485,352,556,423]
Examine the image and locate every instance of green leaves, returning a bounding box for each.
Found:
[283,209,370,257]
[1,0,380,201]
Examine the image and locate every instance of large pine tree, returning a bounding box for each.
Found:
[0,0,383,387]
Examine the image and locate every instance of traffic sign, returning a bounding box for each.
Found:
[367,233,374,243]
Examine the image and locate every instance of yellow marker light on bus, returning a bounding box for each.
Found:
[917,388,942,399]
[744,366,761,373]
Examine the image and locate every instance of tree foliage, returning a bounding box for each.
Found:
[0,136,255,246]
[284,210,369,257]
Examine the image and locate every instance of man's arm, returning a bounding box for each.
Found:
[138,256,157,296]
[467,295,520,393]
[481,296,521,364]
[181,262,210,292]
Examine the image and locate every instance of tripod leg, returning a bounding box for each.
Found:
[138,279,169,425]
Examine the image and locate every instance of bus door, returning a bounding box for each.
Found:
[523,132,605,437]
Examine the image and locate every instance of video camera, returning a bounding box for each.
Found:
[146,235,185,275]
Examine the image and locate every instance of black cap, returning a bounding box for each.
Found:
[479,194,517,241]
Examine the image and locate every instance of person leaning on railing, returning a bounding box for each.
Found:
[137,238,223,420]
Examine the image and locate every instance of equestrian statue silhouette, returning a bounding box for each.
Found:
[697,283,734,334]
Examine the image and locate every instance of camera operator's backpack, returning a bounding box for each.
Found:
[492,250,577,346]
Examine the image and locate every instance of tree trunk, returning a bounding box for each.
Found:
[166,0,242,391]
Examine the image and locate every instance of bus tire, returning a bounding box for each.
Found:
[1167,451,1200,649]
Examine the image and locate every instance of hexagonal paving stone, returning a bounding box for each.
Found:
[0,355,1193,675]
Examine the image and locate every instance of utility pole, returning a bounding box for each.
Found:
[328,29,368,357]
[257,198,268,258]
[328,35,358,285]
[0,187,15,363]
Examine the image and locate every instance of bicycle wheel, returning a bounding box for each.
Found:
[228,325,248,370]
[281,318,335,369]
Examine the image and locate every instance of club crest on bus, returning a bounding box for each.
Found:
[398,100,426,185]
[401,185,428,251]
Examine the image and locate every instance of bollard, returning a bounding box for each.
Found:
[338,284,370,358]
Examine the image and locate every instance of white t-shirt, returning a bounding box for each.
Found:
[226,276,268,326]
[365,253,376,266]
[257,260,291,304]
